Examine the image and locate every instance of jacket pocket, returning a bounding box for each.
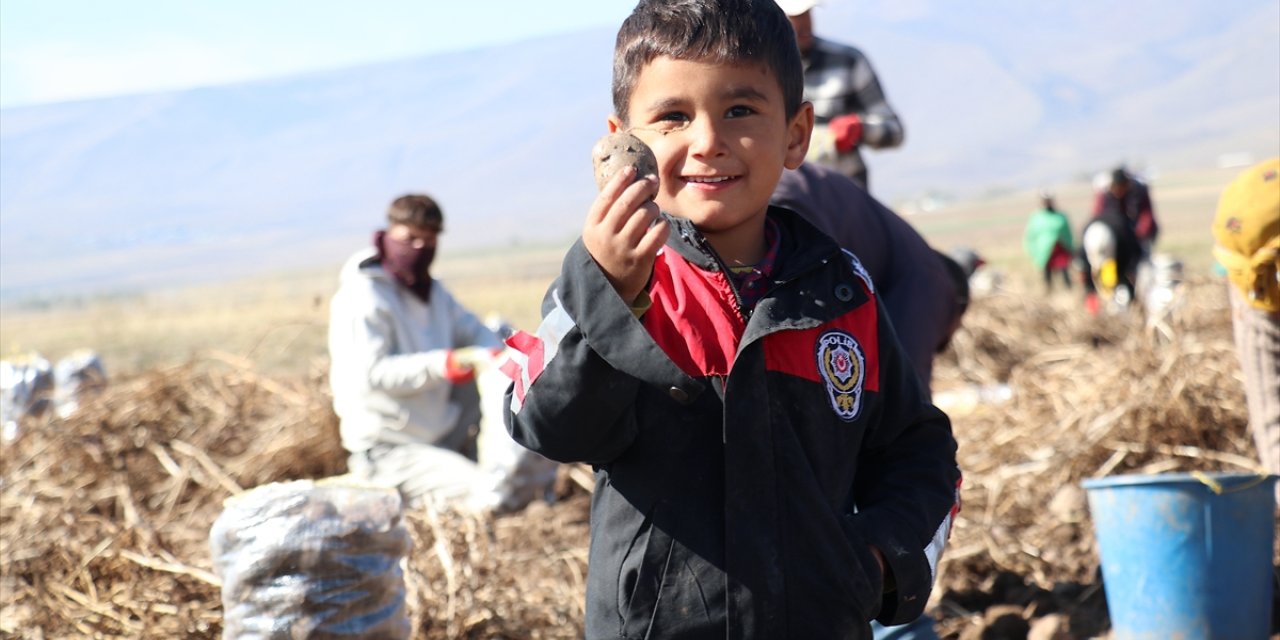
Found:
[617,503,674,639]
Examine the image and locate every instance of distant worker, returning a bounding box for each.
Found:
[1095,167,1158,258]
[1079,200,1142,315]
[778,0,904,191]
[1023,191,1074,292]
[1211,157,1280,504]
[327,194,507,511]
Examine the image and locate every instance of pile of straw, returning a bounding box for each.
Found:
[0,279,1264,639]
[0,351,593,639]
[0,356,346,636]
[403,498,591,638]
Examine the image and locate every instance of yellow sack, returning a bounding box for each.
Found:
[1212,158,1280,312]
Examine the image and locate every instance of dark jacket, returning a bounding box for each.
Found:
[772,163,961,387]
[504,208,960,639]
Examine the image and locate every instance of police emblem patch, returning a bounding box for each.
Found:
[816,330,866,422]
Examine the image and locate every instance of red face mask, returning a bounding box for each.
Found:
[374,230,435,302]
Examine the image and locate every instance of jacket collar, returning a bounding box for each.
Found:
[661,206,844,283]
[661,206,873,340]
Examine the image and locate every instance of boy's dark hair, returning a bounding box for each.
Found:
[387,194,444,230]
[612,0,805,123]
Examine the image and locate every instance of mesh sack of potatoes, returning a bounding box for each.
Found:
[210,479,413,639]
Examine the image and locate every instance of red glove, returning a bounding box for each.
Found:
[443,350,477,384]
[829,114,863,153]
[1084,292,1100,316]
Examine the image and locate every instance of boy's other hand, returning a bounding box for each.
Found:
[583,165,667,304]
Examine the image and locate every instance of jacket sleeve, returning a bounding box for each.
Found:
[362,319,457,396]
[845,50,904,150]
[329,282,455,397]
[438,287,503,350]
[502,240,660,465]
[845,301,961,625]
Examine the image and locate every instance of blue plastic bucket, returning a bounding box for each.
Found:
[1082,472,1277,639]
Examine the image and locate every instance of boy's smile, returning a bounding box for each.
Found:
[610,56,811,265]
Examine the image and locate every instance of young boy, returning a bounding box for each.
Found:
[502,1,960,637]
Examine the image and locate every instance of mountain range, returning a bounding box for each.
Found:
[2,0,1277,298]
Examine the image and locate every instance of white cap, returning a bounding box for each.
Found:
[775,0,821,17]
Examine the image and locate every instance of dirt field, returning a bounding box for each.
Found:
[3,167,1277,638]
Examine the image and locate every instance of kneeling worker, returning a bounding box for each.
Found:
[328,194,505,510]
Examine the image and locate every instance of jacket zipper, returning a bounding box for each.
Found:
[685,229,752,320]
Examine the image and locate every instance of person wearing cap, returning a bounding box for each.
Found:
[1211,157,1280,503]
[1023,191,1075,293]
[1094,166,1159,259]
[327,193,508,510]
[777,0,904,191]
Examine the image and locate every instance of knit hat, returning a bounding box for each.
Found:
[1212,157,1280,312]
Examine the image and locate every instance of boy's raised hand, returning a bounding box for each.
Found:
[583,165,667,304]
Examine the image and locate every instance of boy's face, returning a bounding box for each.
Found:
[610,56,812,238]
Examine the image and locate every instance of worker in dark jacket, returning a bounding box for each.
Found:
[1094,167,1158,258]
[503,1,959,637]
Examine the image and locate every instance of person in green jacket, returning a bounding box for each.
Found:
[1024,191,1074,292]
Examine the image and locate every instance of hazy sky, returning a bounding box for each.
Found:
[0,0,636,108]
